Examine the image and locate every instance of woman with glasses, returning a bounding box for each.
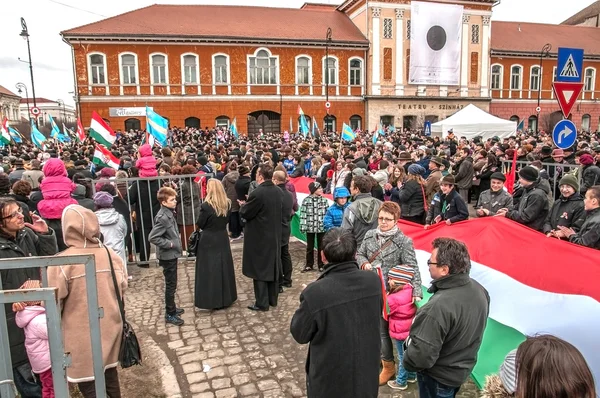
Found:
[356,201,422,387]
[0,198,58,397]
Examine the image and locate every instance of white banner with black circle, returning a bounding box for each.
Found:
[409,1,463,86]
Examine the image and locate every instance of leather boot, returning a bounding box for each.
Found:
[379,359,396,385]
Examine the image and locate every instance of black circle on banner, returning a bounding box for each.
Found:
[427,26,447,51]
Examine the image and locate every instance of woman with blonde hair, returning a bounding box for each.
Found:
[194,179,238,310]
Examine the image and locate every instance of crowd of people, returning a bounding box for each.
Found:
[1,123,599,397]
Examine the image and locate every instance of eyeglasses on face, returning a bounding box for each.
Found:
[427,259,439,266]
[378,217,395,223]
[2,208,24,220]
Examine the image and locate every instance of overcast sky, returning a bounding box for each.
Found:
[1,0,596,106]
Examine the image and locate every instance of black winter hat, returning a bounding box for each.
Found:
[518,166,539,182]
[309,181,322,194]
[490,172,506,182]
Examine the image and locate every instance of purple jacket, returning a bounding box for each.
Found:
[285,181,299,213]
[387,285,416,341]
[15,306,51,373]
[38,158,77,220]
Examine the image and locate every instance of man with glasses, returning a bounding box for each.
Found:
[403,238,489,398]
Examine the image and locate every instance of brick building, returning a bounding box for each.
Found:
[61,4,368,135]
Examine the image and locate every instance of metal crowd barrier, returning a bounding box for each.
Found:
[0,255,106,398]
[91,173,211,267]
[501,160,582,199]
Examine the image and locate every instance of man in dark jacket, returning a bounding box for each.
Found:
[428,175,469,226]
[342,175,381,247]
[560,185,600,250]
[452,148,474,203]
[273,171,294,291]
[579,154,600,195]
[499,166,549,232]
[475,172,513,217]
[235,166,251,202]
[0,198,58,398]
[404,238,489,397]
[543,174,585,238]
[291,228,382,398]
[240,164,282,311]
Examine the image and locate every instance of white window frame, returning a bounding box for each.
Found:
[348,56,364,95]
[212,53,231,95]
[215,116,230,128]
[322,55,339,96]
[295,55,313,95]
[509,64,523,98]
[491,64,503,91]
[246,47,279,94]
[180,53,200,95]
[87,52,108,95]
[118,52,140,95]
[582,114,591,131]
[584,67,595,93]
[529,65,541,98]
[149,52,170,94]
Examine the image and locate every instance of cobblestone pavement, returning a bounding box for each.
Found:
[125,240,480,398]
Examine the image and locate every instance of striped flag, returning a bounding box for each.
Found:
[231,117,239,139]
[311,116,320,138]
[93,144,119,170]
[0,118,10,145]
[76,118,86,143]
[30,120,47,149]
[89,111,116,148]
[297,105,310,138]
[8,127,22,143]
[48,114,61,140]
[341,123,355,141]
[516,119,525,132]
[146,106,168,147]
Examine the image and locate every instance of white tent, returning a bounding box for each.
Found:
[431,104,517,140]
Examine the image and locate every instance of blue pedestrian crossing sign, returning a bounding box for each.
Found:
[424,121,431,136]
[552,119,577,150]
[557,48,584,83]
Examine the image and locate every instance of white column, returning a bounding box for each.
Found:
[395,9,404,96]
[480,15,491,97]
[372,7,381,96]
[460,15,470,97]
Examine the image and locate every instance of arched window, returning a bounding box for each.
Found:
[120,53,138,85]
[216,115,230,128]
[528,115,538,132]
[582,114,591,131]
[124,118,140,131]
[182,54,198,84]
[349,58,363,86]
[510,65,522,90]
[350,115,362,130]
[530,66,541,91]
[248,48,277,85]
[491,65,502,90]
[324,114,336,132]
[88,53,106,85]
[185,117,200,129]
[150,54,167,84]
[296,56,311,85]
[584,68,595,92]
[510,115,520,123]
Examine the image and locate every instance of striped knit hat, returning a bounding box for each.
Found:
[499,349,517,394]
[388,265,415,285]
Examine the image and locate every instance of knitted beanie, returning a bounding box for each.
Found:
[93,191,114,209]
[499,349,517,394]
[518,166,539,182]
[388,265,415,286]
[559,174,580,192]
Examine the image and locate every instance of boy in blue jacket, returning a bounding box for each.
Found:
[323,187,351,231]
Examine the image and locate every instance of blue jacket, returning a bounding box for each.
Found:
[304,158,312,176]
[283,158,295,175]
[324,202,350,231]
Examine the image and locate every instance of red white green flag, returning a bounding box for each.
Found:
[92,144,119,170]
[89,111,116,148]
[76,118,86,143]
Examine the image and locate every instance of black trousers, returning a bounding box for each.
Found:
[253,279,278,309]
[229,211,243,238]
[160,258,178,316]
[305,232,324,268]
[78,367,121,398]
[280,244,292,287]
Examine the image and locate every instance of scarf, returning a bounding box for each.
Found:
[375,225,398,247]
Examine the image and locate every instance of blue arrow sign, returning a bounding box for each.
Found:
[552,119,577,150]
[557,48,584,83]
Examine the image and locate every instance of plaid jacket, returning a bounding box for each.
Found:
[299,195,330,234]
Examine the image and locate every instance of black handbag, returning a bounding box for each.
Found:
[105,246,142,368]
[187,229,202,256]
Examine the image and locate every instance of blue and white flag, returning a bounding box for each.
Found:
[8,127,22,143]
[146,106,168,147]
[311,116,320,138]
[30,120,47,149]
[231,117,239,139]
[48,114,61,139]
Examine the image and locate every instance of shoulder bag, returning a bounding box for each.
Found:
[187,229,202,256]
[420,183,429,213]
[105,246,142,368]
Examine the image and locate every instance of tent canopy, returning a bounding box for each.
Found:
[431,104,517,140]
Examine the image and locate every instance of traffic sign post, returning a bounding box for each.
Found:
[552,119,577,150]
[552,82,584,118]
[325,101,331,110]
[557,48,584,83]
[30,107,40,116]
[424,121,431,136]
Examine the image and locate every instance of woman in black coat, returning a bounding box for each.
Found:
[194,179,237,310]
[477,154,500,194]
[392,164,427,224]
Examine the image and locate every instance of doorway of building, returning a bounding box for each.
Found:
[185,117,200,129]
[247,110,281,136]
[124,118,140,131]
[403,115,417,130]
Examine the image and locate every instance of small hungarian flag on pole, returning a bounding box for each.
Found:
[0,117,11,145]
[93,144,119,170]
[89,111,116,148]
[76,118,86,143]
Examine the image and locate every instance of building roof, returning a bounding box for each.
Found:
[336,0,497,12]
[562,0,600,25]
[0,85,19,99]
[19,98,57,104]
[491,21,600,57]
[62,4,368,46]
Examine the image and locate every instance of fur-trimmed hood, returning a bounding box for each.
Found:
[481,375,514,398]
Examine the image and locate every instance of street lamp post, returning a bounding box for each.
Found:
[537,43,552,128]
[57,99,66,123]
[15,82,30,123]
[20,17,37,110]
[325,27,332,133]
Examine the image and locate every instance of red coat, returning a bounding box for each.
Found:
[387,284,416,341]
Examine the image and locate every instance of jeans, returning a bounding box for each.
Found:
[228,211,243,238]
[380,316,394,362]
[417,372,460,398]
[394,340,416,385]
[78,367,121,398]
[305,232,324,268]
[280,244,292,287]
[13,362,42,398]
[160,258,178,316]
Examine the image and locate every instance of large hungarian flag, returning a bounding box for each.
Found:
[289,178,600,392]
[89,112,116,148]
[92,144,119,170]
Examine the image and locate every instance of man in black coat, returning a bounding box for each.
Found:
[240,164,282,311]
[273,171,294,291]
[499,166,549,232]
[291,228,382,398]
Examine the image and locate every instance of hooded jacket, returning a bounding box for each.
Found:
[15,306,51,374]
[323,187,351,231]
[96,208,128,265]
[341,193,382,246]
[136,144,158,177]
[387,284,416,341]
[543,193,585,234]
[37,158,77,220]
[506,179,550,232]
[569,207,600,249]
[223,171,240,212]
[47,205,126,382]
